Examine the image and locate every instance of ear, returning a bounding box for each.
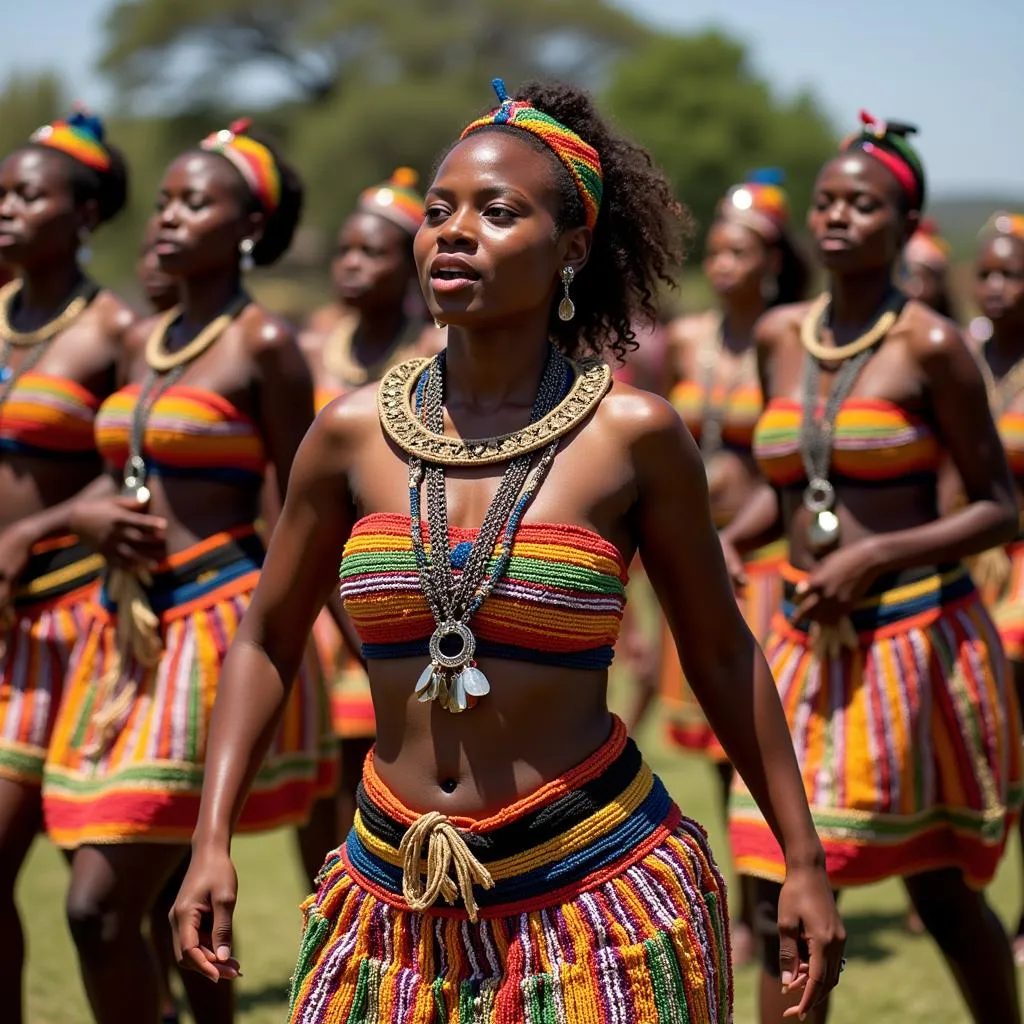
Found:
[76,197,101,235]
[245,208,267,246]
[900,209,921,249]
[557,225,591,275]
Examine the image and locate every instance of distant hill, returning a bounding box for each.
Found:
[929,194,1024,257]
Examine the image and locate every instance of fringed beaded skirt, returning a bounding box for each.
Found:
[0,536,102,785]
[42,526,337,847]
[660,539,784,762]
[730,563,1024,889]
[289,716,733,1024]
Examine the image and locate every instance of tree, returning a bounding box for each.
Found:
[604,32,836,254]
[0,74,66,161]
[99,0,650,113]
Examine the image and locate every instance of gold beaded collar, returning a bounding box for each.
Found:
[378,356,612,465]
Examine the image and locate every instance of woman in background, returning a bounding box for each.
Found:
[902,218,958,322]
[0,109,135,1024]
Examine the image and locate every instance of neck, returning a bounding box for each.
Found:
[444,317,552,413]
[352,304,409,358]
[178,270,243,330]
[827,269,895,325]
[16,261,84,313]
[719,295,765,353]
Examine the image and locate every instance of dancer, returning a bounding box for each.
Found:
[902,218,958,321]
[172,79,844,1023]
[725,112,1023,1023]
[970,212,1024,963]
[641,170,810,964]
[0,109,133,1024]
[299,167,439,858]
[40,119,327,1024]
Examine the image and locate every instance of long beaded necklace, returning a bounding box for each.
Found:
[122,294,249,502]
[0,278,99,402]
[798,293,903,554]
[408,347,570,713]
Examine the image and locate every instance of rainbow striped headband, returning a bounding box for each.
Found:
[720,168,789,242]
[30,108,111,173]
[460,79,603,230]
[359,167,424,236]
[200,118,281,215]
[984,212,1024,242]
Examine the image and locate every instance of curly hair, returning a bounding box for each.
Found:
[200,131,304,268]
[463,80,692,363]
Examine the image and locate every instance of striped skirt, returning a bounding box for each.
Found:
[0,536,102,785]
[729,563,1024,889]
[312,610,376,739]
[661,539,784,761]
[289,717,733,1024]
[979,539,1024,664]
[42,526,336,847]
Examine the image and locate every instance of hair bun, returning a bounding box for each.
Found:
[391,166,419,188]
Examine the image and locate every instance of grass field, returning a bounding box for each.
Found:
[18,688,1024,1023]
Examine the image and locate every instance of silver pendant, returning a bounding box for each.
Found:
[803,477,835,514]
[415,622,490,712]
[807,509,840,554]
[122,454,151,505]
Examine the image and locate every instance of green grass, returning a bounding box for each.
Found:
[19,686,1024,1023]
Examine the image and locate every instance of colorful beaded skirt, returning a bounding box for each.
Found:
[0,535,102,785]
[660,539,785,762]
[289,716,733,1023]
[730,562,1024,888]
[42,526,336,847]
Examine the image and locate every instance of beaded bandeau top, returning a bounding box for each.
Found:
[753,397,940,487]
[339,512,628,669]
[0,373,100,457]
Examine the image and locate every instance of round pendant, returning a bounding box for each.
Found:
[807,509,840,554]
[803,477,836,514]
[428,621,476,671]
[122,455,150,504]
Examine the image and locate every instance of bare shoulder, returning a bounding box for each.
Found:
[122,311,160,355]
[899,299,967,363]
[313,380,382,455]
[93,289,139,340]
[594,378,688,447]
[239,302,298,356]
[754,300,811,348]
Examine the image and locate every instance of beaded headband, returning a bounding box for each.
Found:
[904,219,950,271]
[200,118,281,215]
[30,107,111,173]
[840,110,925,211]
[358,167,425,236]
[983,212,1024,242]
[460,79,603,231]
[719,168,789,242]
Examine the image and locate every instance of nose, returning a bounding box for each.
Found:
[0,192,17,219]
[157,201,180,229]
[825,199,850,229]
[436,205,477,249]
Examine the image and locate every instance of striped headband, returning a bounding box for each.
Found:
[720,168,790,242]
[460,79,603,230]
[358,167,424,236]
[840,110,925,211]
[200,118,281,215]
[30,107,111,173]
[983,212,1024,242]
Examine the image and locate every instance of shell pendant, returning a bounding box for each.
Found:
[414,660,491,714]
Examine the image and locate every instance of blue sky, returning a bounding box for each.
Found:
[2,0,1021,197]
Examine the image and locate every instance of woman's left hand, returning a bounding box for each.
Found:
[793,537,887,624]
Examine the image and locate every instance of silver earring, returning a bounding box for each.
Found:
[239,238,255,273]
[760,274,778,304]
[558,265,575,321]
[433,319,445,330]
[77,227,92,265]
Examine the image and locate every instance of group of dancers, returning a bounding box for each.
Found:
[0,77,1021,1024]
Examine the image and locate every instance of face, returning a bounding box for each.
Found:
[152,152,263,277]
[0,148,88,269]
[703,219,771,299]
[137,220,179,313]
[975,235,1024,328]
[808,153,915,273]
[414,132,588,329]
[331,212,413,310]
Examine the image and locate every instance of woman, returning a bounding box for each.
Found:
[0,109,134,1024]
[300,167,440,851]
[902,218,958,321]
[629,170,810,963]
[40,119,329,1024]
[969,212,1024,962]
[724,112,1023,1023]
[171,79,844,1023]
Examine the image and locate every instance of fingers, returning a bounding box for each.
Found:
[211,887,238,974]
[777,922,801,990]
[172,904,221,983]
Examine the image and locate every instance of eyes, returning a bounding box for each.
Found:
[0,185,45,204]
[812,192,884,215]
[424,202,520,226]
[155,191,213,214]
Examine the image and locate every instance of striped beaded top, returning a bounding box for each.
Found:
[998,412,1024,479]
[0,373,100,457]
[753,397,940,487]
[339,512,628,668]
[670,378,763,452]
[95,384,267,486]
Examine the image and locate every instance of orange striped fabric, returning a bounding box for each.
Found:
[670,379,763,452]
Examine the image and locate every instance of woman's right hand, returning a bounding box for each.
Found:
[70,496,167,571]
[170,845,241,982]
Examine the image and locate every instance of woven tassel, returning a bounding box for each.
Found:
[968,547,1012,599]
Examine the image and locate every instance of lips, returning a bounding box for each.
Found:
[429,254,481,293]
[0,230,22,247]
[819,235,853,251]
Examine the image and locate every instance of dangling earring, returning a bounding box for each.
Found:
[239,238,255,273]
[760,274,778,304]
[77,227,92,265]
[433,319,446,330]
[558,265,576,322]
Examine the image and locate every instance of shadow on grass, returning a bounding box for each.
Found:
[236,977,292,1012]
[842,907,922,965]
